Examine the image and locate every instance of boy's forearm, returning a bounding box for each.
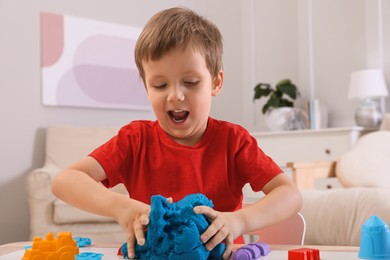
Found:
[238,183,302,235]
[51,169,135,219]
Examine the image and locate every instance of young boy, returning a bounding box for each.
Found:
[52,7,302,259]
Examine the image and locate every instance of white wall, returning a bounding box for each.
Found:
[0,0,388,244]
[250,0,390,129]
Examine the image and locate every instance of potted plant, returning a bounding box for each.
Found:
[253,79,307,131]
[253,79,300,114]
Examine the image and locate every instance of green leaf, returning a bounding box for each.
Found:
[279,98,294,107]
[253,83,272,101]
[262,104,270,114]
[255,79,300,114]
[276,79,291,86]
[276,79,300,100]
[268,94,280,107]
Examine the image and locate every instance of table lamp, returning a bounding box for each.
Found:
[348,69,388,127]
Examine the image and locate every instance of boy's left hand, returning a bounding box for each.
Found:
[194,206,242,259]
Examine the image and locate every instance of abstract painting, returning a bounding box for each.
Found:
[41,12,151,110]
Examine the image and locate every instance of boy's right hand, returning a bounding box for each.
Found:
[115,197,172,259]
[114,200,151,259]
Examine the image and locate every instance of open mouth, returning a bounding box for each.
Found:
[168,110,189,123]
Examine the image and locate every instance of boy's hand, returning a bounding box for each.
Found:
[114,202,150,259]
[194,206,242,259]
[116,197,173,259]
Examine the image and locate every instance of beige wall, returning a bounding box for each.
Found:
[0,0,388,244]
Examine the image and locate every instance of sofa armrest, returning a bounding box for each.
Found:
[26,167,129,238]
[26,167,60,237]
[26,167,59,200]
[286,161,337,190]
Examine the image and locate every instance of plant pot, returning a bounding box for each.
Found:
[265,107,308,131]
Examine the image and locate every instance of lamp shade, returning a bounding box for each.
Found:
[348,69,388,100]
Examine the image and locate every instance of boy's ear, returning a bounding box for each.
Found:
[212,70,224,96]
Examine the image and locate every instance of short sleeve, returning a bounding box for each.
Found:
[234,130,282,192]
[89,124,135,188]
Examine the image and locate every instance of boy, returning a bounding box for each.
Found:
[52,7,302,259]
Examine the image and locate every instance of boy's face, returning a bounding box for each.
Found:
[143,47,223,146]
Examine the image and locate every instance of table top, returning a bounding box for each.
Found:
[0,242,360,259]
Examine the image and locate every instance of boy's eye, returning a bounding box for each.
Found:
[154,83,167,88]
[184,81,199,86]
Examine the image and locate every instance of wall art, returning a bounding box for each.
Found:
[41,12,151,110]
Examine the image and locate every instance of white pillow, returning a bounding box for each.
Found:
[336,131,390,188]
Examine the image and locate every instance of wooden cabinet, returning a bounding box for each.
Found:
[249,127,375,191]
[251,127,374,168]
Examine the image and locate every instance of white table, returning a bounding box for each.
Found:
[0,242,360,259]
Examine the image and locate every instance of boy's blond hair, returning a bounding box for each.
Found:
[134,7,223,84]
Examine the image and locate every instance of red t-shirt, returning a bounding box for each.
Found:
[90,117,281,212]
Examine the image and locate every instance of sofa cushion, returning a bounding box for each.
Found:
[336,131,390,188]
[53,199,116,224]
[301,188,390,246]
[52,183,128,224]
[46,125,120,169]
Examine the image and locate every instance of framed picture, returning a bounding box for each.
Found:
[41,12,151,110]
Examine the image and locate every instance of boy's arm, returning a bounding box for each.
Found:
[51,156,150,258]
[52,156,135,218]
[195,174,302,259]
[237,174,303,235]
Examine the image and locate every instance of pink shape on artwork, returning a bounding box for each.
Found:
[41,12,64,67]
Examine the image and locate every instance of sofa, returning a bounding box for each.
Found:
[26,125,127,242]
[26,116,390,245]
[290,114,390,246]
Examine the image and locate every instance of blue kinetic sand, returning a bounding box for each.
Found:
[76,252,103,259]
[121,193,225,259]
[359,215,390,259]
[74,236,92,247]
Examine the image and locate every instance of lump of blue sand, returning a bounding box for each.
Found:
[121,193,226,259]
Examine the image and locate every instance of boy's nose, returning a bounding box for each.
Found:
[168,85,185,101]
